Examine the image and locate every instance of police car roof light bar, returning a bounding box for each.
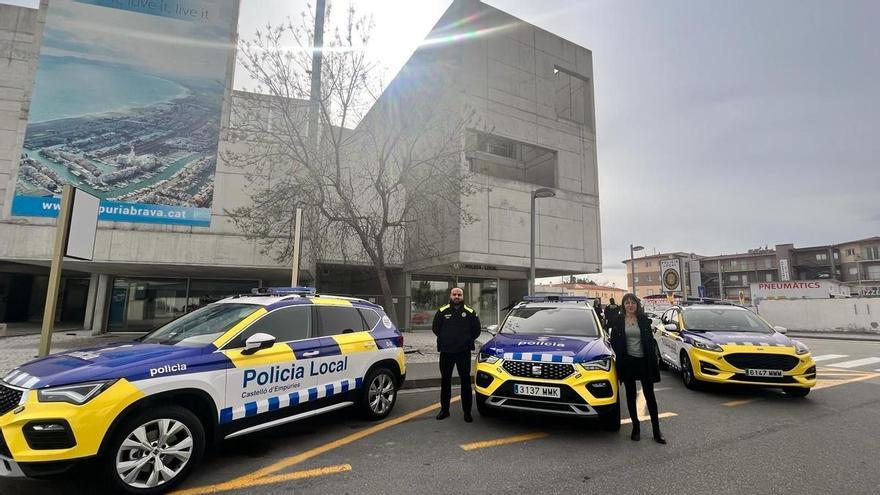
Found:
[522,295,589,303]
[250,286,317,296]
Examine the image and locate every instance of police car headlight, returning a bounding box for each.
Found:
[793,340,810,355]
[580,358,611,372]
[37,380,116,405]
[691,339,723,352]
[478,352,499,364]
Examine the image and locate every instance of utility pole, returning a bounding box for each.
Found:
[307,0,326,151]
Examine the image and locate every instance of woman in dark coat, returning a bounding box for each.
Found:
[609,292,665,444]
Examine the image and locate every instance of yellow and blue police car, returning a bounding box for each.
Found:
[653,301,816,396]
[474,296,620,431]
[0,287,405,493]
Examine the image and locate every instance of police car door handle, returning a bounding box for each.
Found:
[303,351,320,357]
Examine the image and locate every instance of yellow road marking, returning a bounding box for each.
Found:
[636,389,647,418]
[621,412,677,424]
[813,372,879,391]
[231,464,352,488]
[722,399,757,407]
[173,397,460,495]
[460,432,548,451]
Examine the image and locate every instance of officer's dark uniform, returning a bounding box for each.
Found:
[432,302,481,418]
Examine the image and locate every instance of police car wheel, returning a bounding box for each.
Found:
[475,393,496,417]
[783,387,810,398]
[360,368,397,420]
[680,353,701,390]
[104,406,205,494]
[599,404,621,432]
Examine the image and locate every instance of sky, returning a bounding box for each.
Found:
[237,0,880,289]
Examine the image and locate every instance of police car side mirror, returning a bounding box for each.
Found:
[773,326,787,334]
[486,324,498,335]
[663,323,679,333]
[242,332,276,355]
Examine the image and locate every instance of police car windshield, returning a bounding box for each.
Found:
[500,307,598,337]
[682,308,773,333]
[142,303,260,346]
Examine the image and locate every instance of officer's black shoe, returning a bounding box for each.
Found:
[463,412,473,423]
[436,410,450,420]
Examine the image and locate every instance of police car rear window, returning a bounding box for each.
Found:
[500,307,598,337]
[142,303,260,346]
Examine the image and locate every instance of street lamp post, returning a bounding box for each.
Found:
[630,244,644,296]
[529,188,556,295]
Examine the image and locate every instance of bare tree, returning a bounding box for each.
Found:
[225,3,483,322]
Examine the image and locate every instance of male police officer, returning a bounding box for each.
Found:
[432,287,481,422]
[604,297,620,327]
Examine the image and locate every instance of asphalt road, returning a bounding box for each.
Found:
[3,337,880,494]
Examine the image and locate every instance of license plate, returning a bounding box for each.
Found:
[746,369,783,377]
[513,384,561,398]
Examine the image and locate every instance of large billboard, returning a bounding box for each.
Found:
[12,0,237,226]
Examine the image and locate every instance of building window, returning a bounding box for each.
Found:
[765,273,773,282]
[866,246,880,260]
[554,67,591,126]
[833,251,839,260]
[634,276,639,283]
[816,253,828,261]
[869,265,880,280]
[729,275,739,282]
[849,267,859,275]
[648,289,654,295]
[646,275,652,282]
[845,248,855,256]
[731,260,738,268]
[466,131,556,187]
[645,261,651,268]
[764,259,773,269]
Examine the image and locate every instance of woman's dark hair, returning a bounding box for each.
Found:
[621,292,647,319]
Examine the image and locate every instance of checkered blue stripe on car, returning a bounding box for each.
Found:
[501,353,574,363]
[2,369,41,389]
[219,377,362,424]
[720,341,788,347]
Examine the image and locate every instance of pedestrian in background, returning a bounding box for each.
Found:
[432,287,482,422]
[603,297,620,327]
[609,293,666,444]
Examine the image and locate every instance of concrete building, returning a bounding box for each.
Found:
[0,1,602,332]
[695,249,778,302]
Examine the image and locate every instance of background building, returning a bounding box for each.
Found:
[622,252,701,299]
[0,1,603,332]
[540,282,625,304]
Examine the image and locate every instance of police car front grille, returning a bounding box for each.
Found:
[0,383,23,416]
[502,361,574,380]
[724,353,800,371]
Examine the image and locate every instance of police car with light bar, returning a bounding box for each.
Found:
[653,300,816,396]
[474,295,620,430]
[0,287,405,493]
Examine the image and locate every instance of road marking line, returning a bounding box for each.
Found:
[173,396,460,495]
[818,372,867,377]
[812,354,849,362]
[823,357,880,369]
[813,372,880,391]
[227,464,352,489]
[636,389,647,418]
[621,412,677,424]
[722,399,757,407]
[460,432,548,451]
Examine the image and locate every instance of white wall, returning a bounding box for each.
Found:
[756,299,880,334]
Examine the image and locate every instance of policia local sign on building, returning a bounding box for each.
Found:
[660,258,682,293]
[11,0,236,226]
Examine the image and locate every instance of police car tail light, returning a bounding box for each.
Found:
[37,380,116,405]
[579,358,611,372]
[478,352,499,364]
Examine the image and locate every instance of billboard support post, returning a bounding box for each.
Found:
[291,207,303,287]
[38,184,74,357]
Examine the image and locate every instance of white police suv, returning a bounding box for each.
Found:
[0,287,405,493]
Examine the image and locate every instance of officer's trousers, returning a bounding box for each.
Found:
[439,350,472,413]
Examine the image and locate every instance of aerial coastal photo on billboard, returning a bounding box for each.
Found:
[11,0,237,226]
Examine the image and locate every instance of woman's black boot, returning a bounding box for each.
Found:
[653,426,666,444]
[630,425,640,441]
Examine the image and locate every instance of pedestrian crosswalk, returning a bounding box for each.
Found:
[812,354,880,370]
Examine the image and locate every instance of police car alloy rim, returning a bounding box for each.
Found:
[115,418,194,489]
[368,374,395,415]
